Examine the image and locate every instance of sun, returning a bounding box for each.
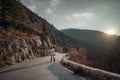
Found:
[106,29,115,35]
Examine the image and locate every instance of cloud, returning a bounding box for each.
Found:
[65,12,95,20]
[65,16,71,20]
[21,0,65,15]
[72,12,94,18]
[50,0,61,9]
[21,0,50,13]
[45,8,53,14]
[64,12,95,29]
[48,0,65,12]
[45,0,65,15]
[28,5,37,12]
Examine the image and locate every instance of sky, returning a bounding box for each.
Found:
[21,0,120,35]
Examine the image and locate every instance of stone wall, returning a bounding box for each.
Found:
[61,55,120,80]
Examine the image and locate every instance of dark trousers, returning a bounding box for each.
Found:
[50,54,56,62]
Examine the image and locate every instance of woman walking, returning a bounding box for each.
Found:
[50,47,56,62]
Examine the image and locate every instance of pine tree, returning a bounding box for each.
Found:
[42,24,50,36]
[1,0,19,27]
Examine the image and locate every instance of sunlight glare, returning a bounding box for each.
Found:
[106,29,115,35]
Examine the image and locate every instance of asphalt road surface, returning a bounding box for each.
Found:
[0,53,90,80]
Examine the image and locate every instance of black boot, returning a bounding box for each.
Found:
[50,57,52,62]
[54,58,56,62]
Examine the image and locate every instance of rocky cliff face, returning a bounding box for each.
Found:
[0,35,50,66]
[0,0,53,66]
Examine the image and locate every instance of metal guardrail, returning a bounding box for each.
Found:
[61,55,120,80]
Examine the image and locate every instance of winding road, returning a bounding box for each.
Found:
[0,53,90,80]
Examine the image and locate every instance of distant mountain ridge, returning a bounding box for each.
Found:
[61,29,120,74]
[61,28,118,47]
[61,28,119,58]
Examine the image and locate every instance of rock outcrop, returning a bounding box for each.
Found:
[0,35,50,66]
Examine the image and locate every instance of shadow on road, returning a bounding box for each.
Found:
[47,62,80,80]
[0,61,49,74]
[48,63,65,80]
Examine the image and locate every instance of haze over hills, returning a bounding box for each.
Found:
[61,29,120,74]
[61,28,119,58]
[61,28,118,50]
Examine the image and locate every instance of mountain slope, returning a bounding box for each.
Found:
[61,29,118,58]
[61,29,120,74]
[0,0,85,49]
[0,0,86,66]
[61,29,118,48]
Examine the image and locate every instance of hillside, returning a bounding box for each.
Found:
[61,29,120,74]
[61,29,118,47]
[0,0,85,66]
[61,29,118,55]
